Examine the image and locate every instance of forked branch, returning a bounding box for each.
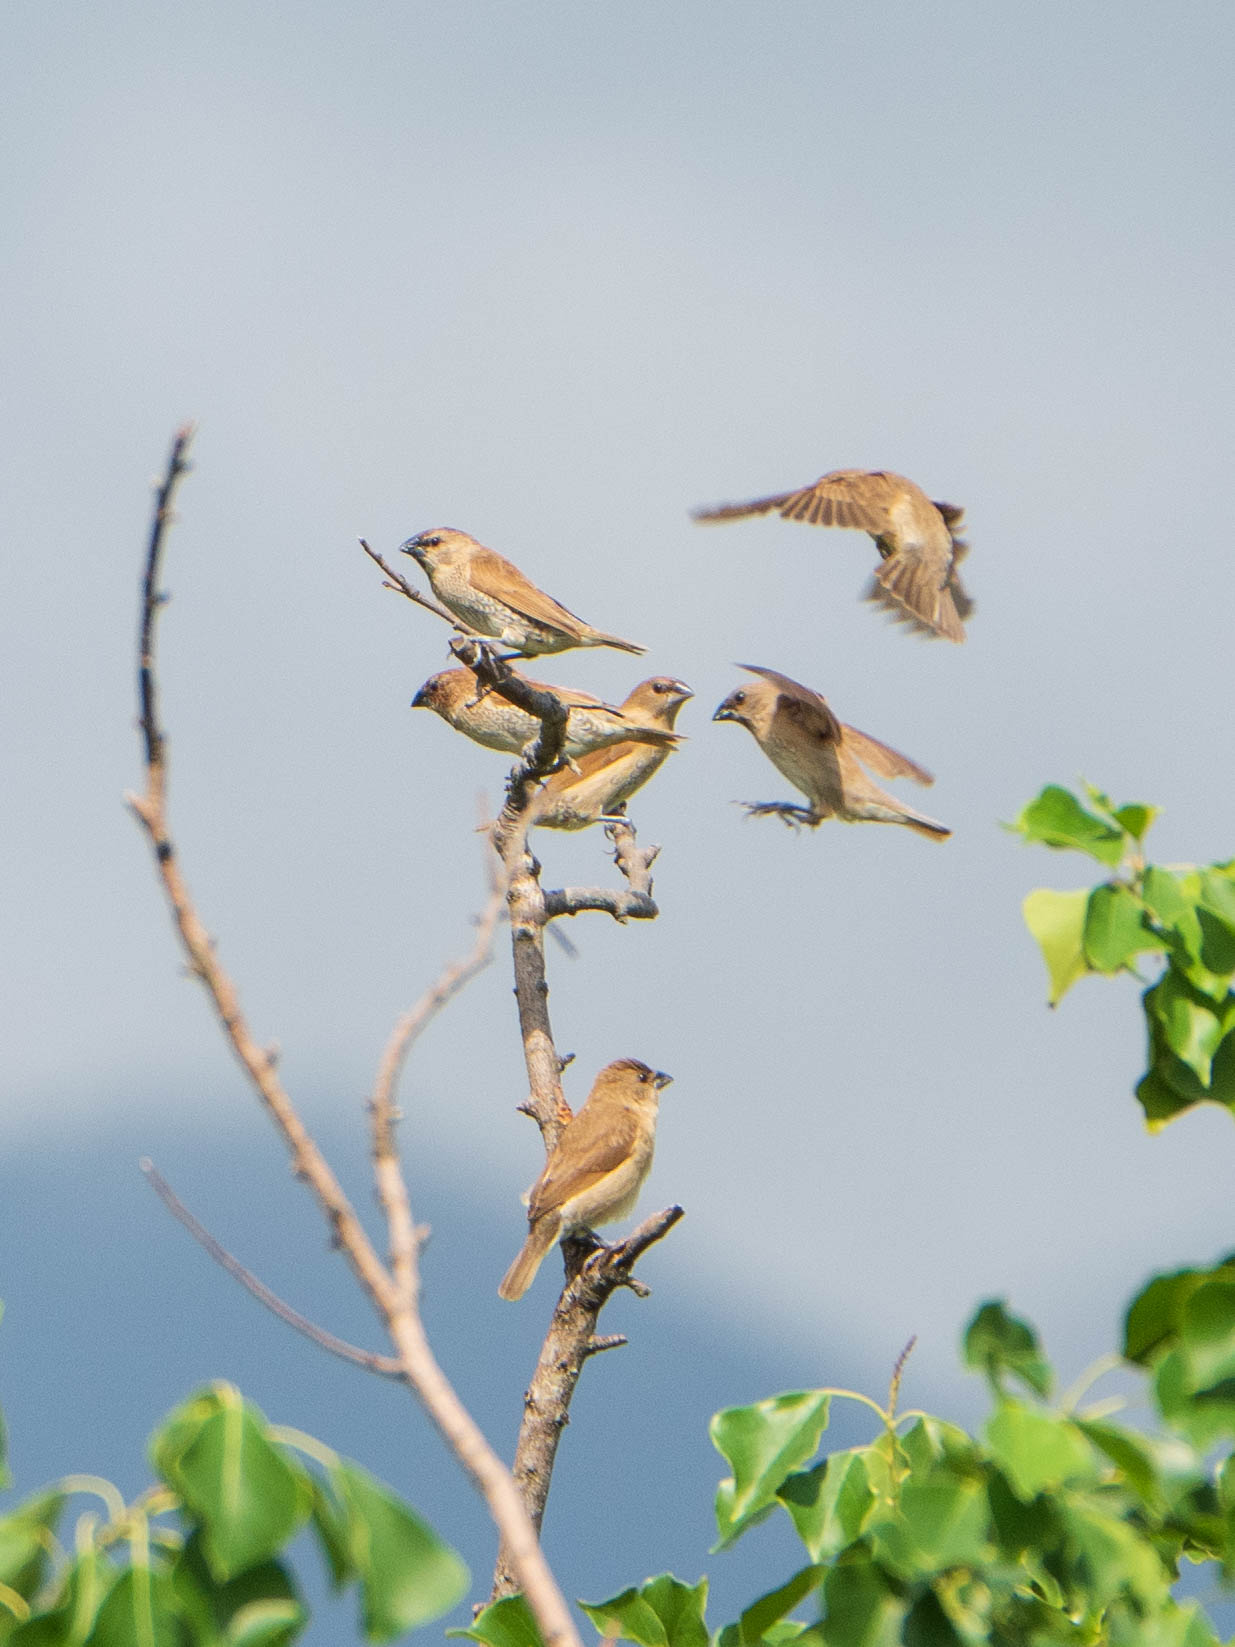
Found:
[131,430,581,1647]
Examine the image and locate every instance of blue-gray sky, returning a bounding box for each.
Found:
[3,0,1234,1636]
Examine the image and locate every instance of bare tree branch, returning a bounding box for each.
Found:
[131,431,582,1647]
[140,1158,405,1378]
[370,849,506,1310]
[491,1206,685,1599]
[359,537,464,629]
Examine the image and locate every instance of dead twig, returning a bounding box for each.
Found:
[359,537,463,629]
[141,1159,405,1378]
[132,431,581,1647]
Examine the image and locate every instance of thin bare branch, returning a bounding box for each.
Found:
[140,1159,405,1378]
[491,1205,684,1600]
[371,852,506,1310]
[358,537,464,628]
[132,433,582,1647]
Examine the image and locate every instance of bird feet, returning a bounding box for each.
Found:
[740,801,818,829]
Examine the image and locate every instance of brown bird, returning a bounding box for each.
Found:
[400,528,645,656]
[498,1058,672,1301]
[694,468,974,643]
[713,665,951,839]
[528,676,694,830]
[411,668,681,762]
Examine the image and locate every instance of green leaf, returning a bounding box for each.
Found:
[870,1473,991,1577]
[1145,972,1230,1086]
[153,1386,310,1581]
[1124,1265,1221,1365]
[1084,884,1162,973]
[1113,803,1160,843]
[1012,786,1126,865]
[1062,1503,1169,1609]
[710,1393,831,1549]
[0,1493,65,1600]
[777,1452,873,1562]
[307,1475,355,1590]
[962,1301,1052,1398]
[719,1567,821,1647]
[449,1594,544,1647]
[86,1564,185,1647]
[171,1534,305,1647]
[1022,888,1090,1005]
[8,1547,117,1647]
[984,1402,1096,1501]
[1179,1278,1235,1393]
[818,1559,905,1647]
[579,1576,709,1647]
[333,1459,469,1640]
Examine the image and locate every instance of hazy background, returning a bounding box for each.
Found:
[3,1,1234,1637]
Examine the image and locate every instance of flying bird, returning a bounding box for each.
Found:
[713,665,951,839]
[528,676,693,830]
[400,528,645,656]
[694,469,973,643]
[411,668,681,762]
[498,1058,672,1301]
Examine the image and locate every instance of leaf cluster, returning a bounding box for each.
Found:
[468,1286,1235,1647]
[1013,784,1235,1126]
[0,1382,467,1645]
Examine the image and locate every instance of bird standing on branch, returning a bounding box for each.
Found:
[694,468,974,643]
[401,528,645,656]
[412,668,681,762]
[713,665,951,840]
[528,676,693,830]
[498,1059,672,1302]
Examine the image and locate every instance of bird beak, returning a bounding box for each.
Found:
[411,686,428,708]
[712,702,736,724]
[653,1071,673,1090]
[399,538,425,567]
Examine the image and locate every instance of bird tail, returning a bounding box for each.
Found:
[867,557,966,643]
[498,1213,562,1301]
[590,632,647,655]
[898,807,952,841]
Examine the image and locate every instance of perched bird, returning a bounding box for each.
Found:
[498,1058,672,1301]
[412,668,681,762]
[713,665,951,839]
[694,469,974,643]
[400,528,645,656]
[528,676,694,830]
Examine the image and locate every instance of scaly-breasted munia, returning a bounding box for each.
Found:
[498,1058,672,1301]
[694,469,973,643]
[412,668,681,762]
[713,665,951,839]
[528,676,693,830]
[400,528,645,656]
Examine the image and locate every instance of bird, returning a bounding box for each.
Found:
[411,668,682,762]
[400,528,645,656]
[712,665,951,839]
[498,1058,672,1301]
[693,469,974,643]
[528,676,694,830]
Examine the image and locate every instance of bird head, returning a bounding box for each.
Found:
[713,684,755,730]
[399,528,472,572]
[411,672,452,712]
[622,677,694,728]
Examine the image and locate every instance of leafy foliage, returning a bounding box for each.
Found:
[0,1383,466,1645]
[1013,783,1235,1125]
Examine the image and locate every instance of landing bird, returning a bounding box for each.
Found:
[411,668,681,762]
[694,468,973,643]
[528,676,693,830]
[713,665,951,839]
[498,1058,672,1301]
[401,528,645,656]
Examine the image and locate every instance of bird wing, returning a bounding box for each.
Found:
[466,548,591,633]
[695,469,904,532]
[840,724,935,786]
[739,665,843,743]
[527,1108,641,1221]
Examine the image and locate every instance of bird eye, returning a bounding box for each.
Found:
[424,535,441,547]
[654,682,669,694]
[732,690,745,705]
